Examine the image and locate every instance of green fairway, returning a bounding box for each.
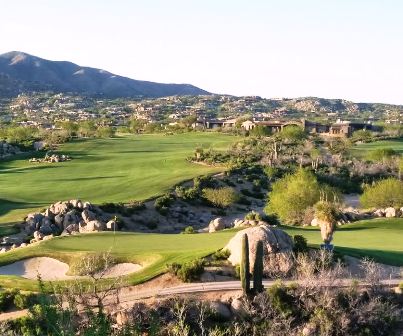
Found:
[350,138,403,158]
[0,230,238,290]
[0,218,401,290]
[0,132,238,227]
[282,218,403,266]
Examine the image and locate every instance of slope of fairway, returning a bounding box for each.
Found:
[0,218,401,290]
[0,230,238,290]
[0,132,238,226]
[350,138,403,158]
[282,218,403,266]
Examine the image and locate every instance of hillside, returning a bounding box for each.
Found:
[0,51,209,98]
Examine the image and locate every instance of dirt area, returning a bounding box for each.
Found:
[0,257,143,280]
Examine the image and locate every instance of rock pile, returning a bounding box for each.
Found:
[225,225,294,277]
[0,141,21,159]
[29,153,71,163]
[208,217,269,233]
[373,207,403,218]
[21,200,116,242]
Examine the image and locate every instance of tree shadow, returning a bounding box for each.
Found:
[335,246,403,267]
[53,175,125,182]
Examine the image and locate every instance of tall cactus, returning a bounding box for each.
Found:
[240,233,250,295]
[253,240,264,293]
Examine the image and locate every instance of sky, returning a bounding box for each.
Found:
[1,0,402,104]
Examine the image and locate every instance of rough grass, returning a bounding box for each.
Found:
[0,132,238,227]
[0,219,401,290]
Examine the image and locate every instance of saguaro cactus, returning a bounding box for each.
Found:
[253,240,264,293]
[240,233,250,295]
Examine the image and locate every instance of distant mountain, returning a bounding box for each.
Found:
[0,51,209,98]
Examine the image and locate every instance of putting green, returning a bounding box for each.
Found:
[0,132,238,228]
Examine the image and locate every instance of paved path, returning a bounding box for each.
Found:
[111,278,402,307]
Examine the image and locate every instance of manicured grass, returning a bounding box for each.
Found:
[282,218,403,266]
[0,218,401,290]
[350,138,403,158]
[0,132,238,227]
[0,230,238,290]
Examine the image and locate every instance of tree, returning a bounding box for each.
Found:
[351,129,373,143]
[78,120,96,137]
[360,178,403,208]
[279,125,306,142]
[314,201,338,245]
[59,120,78,138]
[240,234,250,295]
[202,187,239,208]
[249,125,271,137]
[253,240,264,293]
[265,168,321,225]
[265,168,340,225]
[129,117,146,133]
[95,126,115,138]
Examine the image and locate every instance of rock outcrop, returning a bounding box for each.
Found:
[21,200,114,241]
[29,153,71,163]
[225,225,294,277]
[0,141,21,159]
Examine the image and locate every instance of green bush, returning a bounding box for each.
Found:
[267,282,296,318]
[211,249,231,261]
[202,187,239,208]
[0,289,18,312]
[245,211,262,221]
[13,292,39,310]
[360,178,403,208]
[237,196,252,206]
[155,194,175,213]
[167,258,205,282]
[182,226,195,234]
[293,235,308,254]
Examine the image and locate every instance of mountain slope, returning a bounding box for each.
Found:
[0,51,209,98]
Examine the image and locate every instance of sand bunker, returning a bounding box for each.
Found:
[0,257,142,280]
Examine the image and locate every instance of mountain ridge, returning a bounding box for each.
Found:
[0,51,209,98]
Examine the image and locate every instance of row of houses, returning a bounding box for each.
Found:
[193,118,374,137]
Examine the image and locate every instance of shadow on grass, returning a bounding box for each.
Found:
[53,175,125,182]
[335,246,403,267]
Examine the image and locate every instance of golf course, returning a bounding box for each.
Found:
[350,138,403,158]
[0,218,401,290]
[0,132,239,229]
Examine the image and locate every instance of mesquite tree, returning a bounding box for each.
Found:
[240,233,250,295]
[253,240,264,293]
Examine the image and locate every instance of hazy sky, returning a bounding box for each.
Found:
[1,0,402,104]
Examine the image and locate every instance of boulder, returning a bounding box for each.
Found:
[373,209,385,217]
[42,234,54,241]
[64,224,79,234]
[310,218,319,226]
[230,297,247,317]
[225,225,294,276]
[54,214,64,227]
[82,209,97,223]
[63,210,80,228]
[384,207,396,218]
[33,230,44,241]
[208,217,228,232]
[209,301,232,320]
[39,223,53,235]
[80,220,105,233]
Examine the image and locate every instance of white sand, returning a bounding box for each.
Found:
[0,257,142,280]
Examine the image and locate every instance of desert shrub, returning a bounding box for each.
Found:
[261,213,281,226]
[267,282,296,318]
[13,292,39,310]
[154,194,175,214]
[202,187,239,208]
[193,175,216,189]
[211,249,231,261]
[0,289,18,312]
[366,147,397,162]
[234,264,241,279]
[223,178,236,187]
[302,206,315,226]
[237,196,252,206]
[167,258,205,282]
[145,220,158,230]
[125,200,146,214]
[245,211,262,221]
[99,202,119,213]
[175,186,186,198]
[240,188,253,197]
[182,226,195,234]
[293,235,308,254]
[360,178,403,208]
